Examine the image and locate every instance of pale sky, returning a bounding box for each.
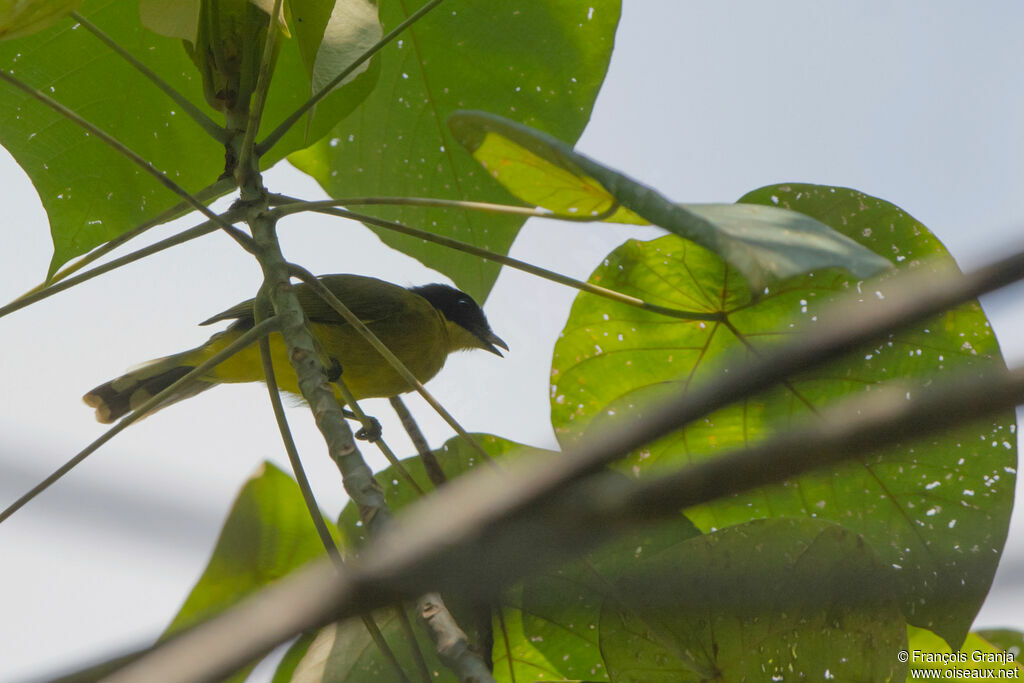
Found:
[2,2,1024,679]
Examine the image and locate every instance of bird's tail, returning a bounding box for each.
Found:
[83,353,215,424]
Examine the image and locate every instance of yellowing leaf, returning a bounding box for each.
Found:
[0,0,80,40]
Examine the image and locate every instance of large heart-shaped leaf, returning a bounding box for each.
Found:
[0,0,377,277]
[599,519,907,682]
[448,110,891,293]
[549,184,1016,647]
[289,0,621,302]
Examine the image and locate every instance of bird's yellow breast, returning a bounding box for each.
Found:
[192,303,451,401]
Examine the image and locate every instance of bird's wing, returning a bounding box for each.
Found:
[199,275,410,327]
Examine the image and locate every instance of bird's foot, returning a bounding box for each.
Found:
[355,416,382,441]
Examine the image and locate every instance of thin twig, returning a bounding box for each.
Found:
[256,300,341,562]
[333,376,424,495]
[256,0,447,155]
[0,70,256,253]
[390,396,447,487]
[287,264,495,466]
[270,194,619,223]
[0,208,243,323]
[396,605,433,683]
[275,201,722,322]
[70,12,227,143]
[0,317,280,525]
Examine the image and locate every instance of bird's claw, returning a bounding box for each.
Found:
[355,417,382,441]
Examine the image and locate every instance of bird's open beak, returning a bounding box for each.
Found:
[481,331,509,357]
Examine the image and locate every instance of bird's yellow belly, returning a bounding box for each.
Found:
[196,321,448,401]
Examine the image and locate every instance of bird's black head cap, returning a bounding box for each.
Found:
[410,283,508,356]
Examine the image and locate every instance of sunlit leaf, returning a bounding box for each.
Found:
[906,626,1023,678]
[550,184,1016,647]
[600,519,907,682]
[491,586,572,683]
[138,0,200,41]
[448,110,892,292]
[289,0,621,302]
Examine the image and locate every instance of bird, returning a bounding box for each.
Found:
[83,274,507,424]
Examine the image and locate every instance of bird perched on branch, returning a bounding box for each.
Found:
[83,274,507,424]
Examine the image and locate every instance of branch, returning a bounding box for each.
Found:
[274,201,722,322]
[0,317,280,525]
[390,396,447,487]
[70,12,227,143]
[256,0,447,155]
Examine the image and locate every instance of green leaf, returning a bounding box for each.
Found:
[448,110,892,292]
[292,0,380,95]
[0,0,80,40]
[138,0,200,41]
[0,0,376,277]
[514,514,701,682]
[289,0,621,302]
[600,519,907,682]
[163,461,339,676]
[549,184,1016,647]
[491,586,574,683]
[289,609,457,683]
[906,626,1023,677]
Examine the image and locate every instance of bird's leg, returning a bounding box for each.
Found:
[327,357,382,441]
